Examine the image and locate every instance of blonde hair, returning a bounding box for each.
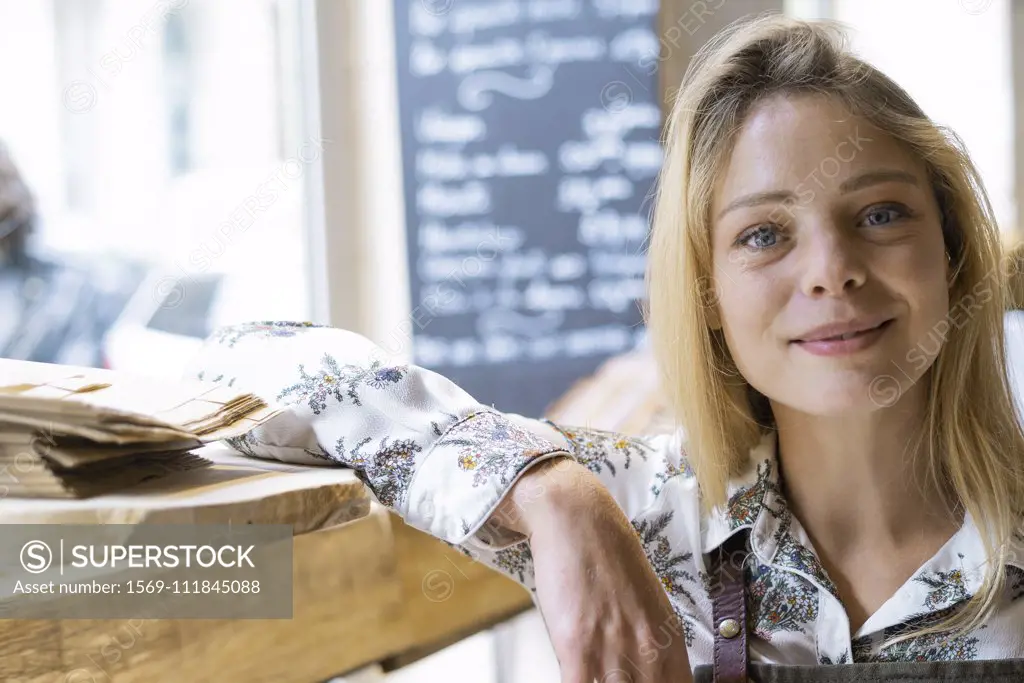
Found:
[644,13,1024,644]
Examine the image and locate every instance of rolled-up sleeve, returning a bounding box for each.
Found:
[182,322,570,545]
[183,321,690,594]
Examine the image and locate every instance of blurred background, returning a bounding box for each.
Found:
[0,0,314,374]
[0,0,1018,681]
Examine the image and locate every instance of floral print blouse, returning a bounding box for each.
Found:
[185,321,1024,669]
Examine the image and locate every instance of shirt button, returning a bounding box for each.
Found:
[718,618,741,638]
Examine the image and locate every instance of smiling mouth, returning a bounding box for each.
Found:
[792,319,894,344]
[819,320,889,342]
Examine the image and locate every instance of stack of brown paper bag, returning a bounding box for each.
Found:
[0,358,282,498]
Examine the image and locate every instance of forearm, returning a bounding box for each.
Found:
[483,456,608,539]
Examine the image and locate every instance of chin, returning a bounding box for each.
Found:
[788,375,911,415]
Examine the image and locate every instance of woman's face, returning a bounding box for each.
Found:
[710,93,950,416]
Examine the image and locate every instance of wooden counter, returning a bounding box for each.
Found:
[0,446,534,683]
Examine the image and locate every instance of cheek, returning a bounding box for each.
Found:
[871,240,951,378]
[894,243,950,328]
[715,270,785,373]
[907,235,949,282]
[908,276,952,364]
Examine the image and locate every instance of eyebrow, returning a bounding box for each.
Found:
[716,169,921,220]
[838,169,919,193]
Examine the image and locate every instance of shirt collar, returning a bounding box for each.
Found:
[855,509,1018,636]
[701,430,783,557]
[700,432,845,600]
[699,429,1024,634]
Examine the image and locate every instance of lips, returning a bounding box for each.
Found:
[792,317,894,344]
[811,321,889,342]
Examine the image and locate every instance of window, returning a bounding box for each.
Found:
[0,0,318,376]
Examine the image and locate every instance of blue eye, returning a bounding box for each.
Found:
[739,225,780,250]
[861,206,904,227]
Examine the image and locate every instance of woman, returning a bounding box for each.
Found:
[188,14,1024,682]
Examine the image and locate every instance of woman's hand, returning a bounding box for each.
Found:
[499,458,694,683]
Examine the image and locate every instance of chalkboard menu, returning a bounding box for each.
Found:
[393,0,662,418]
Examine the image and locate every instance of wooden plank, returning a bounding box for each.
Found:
[0,620,62,683]
[0,444,370,534]
[0,504,540,682]
[170,506,401,683]
[59,618,182,683]
[0,505,399,683]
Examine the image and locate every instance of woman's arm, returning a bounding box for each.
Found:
[185,322,681,555]
[504,459,694,683]
[185,322,694,680]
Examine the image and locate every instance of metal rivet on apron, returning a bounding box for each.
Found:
[718,618,741,638]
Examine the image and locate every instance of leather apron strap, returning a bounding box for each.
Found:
[695,528,1024,681]
[699,659,1024,681]
[710,529,751,683]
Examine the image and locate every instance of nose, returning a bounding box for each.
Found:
[798,226,867,298]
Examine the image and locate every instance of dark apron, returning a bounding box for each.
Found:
[692,530,1024,682]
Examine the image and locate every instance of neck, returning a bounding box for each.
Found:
[771,383,960,559]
